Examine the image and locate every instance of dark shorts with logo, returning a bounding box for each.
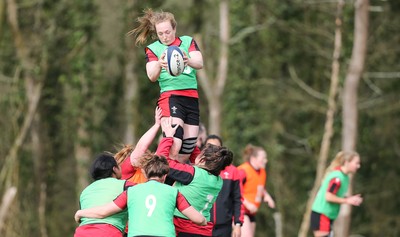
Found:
[158,94,199,126]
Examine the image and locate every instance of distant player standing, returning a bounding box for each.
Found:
[238,144,275,237]
[129,9,204,163]
[311,151,363,237]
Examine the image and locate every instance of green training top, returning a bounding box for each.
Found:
[79,178,127,232]
[174,166,222,221]
[312,170,350,219]
[126,180,178,237]
[147,36,198,93]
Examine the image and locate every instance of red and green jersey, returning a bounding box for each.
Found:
[113,180,191,237]
[156,137,222,236]
[78,178,128,232]
[174,166,222,221]
[312,168,350,219]
[146,36,199,93]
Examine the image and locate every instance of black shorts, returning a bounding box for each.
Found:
[158,95,199,125]
[245,214,256,223]
[310,211,333,232]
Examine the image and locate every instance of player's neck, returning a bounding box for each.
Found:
[148,176,165,183]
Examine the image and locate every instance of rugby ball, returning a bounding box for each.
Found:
[165,46,184,77]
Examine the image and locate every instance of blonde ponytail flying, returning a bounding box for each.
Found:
[324,151,359,177]
[128,9,177,46]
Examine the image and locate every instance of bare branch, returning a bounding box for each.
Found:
[364,71,400,79]
[288,65,328,101]
[216,0,229,95]
[229,21,273,45]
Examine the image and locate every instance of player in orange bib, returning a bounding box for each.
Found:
[237,144,275,237]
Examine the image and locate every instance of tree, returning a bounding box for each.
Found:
[1,0,47,235]
[197,0,229,135]
[123,0,140,145]
[334,0,369,236]
[297,1,344,236]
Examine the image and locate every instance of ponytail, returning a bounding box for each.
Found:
[242,144,265,162]
[324,151,359,175]
[114,144,134,165]
[128,9,177,46]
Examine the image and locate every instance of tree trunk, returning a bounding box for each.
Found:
[74,0,128,193]
[31,114,48,237]
[75,116,91,192]
[96,0,124,82]
[334,0,369,236]
[0,0,4,37]
[197,0,229,135]
[297,1,344,237]
[2,0,46,236]
[0,187,17,231]
[123,0,139,144]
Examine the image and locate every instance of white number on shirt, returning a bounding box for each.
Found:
[145,195,157,217]
[199,194,214,214]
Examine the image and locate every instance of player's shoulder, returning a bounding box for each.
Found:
[237,162,251,170]
[180,35,193,40]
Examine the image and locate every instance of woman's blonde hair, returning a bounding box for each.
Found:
[128,8,177,46]
[113,144,134,165]
[325,151,359,174]
[242,144,265,162]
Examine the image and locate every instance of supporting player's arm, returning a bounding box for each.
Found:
[74,202,122,223]
[181,206,207,226]
[130,107,162,166]
[159,117,195,184]
[176,192,206,226]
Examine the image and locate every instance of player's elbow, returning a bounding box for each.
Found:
[147,74,158,82]
[195,216,207,226]
[193,61,203,70]
[325,192,336,203]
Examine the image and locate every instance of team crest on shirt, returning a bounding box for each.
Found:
[171,106,178,114]
[223,171,229,179]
